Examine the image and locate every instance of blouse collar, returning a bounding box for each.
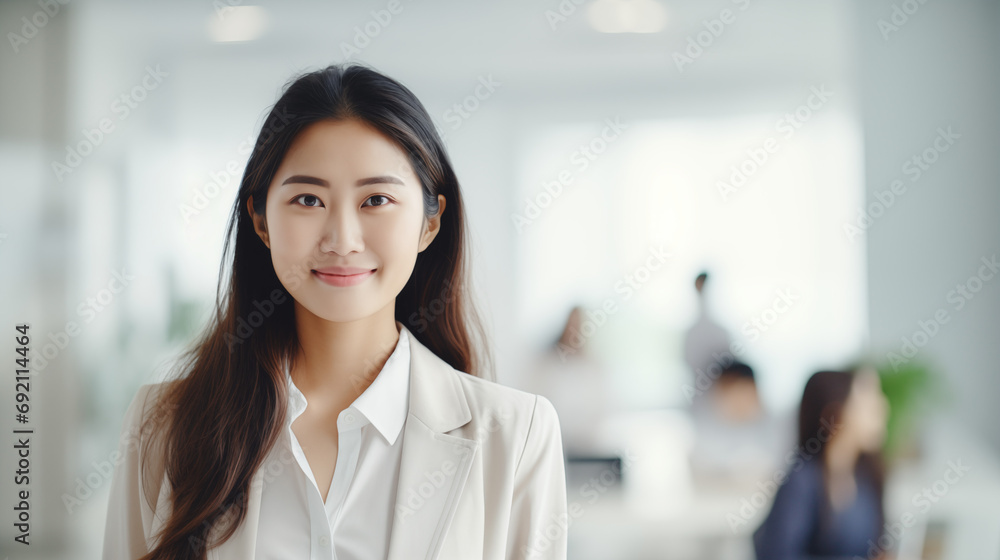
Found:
[284,321,411,446]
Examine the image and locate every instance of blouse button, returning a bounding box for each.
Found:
[319,535,330,547]
[344,412,355,425]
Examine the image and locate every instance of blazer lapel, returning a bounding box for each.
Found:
[205,324,479,560]
[385,325,479,560]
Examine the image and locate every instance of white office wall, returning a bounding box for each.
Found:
[854,0,1000,450]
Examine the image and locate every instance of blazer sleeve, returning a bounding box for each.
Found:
[102,384,154,560]
[505,394,568,560]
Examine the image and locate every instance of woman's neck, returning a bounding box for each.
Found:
[823,434,862,511]
[289,303,400,417]
[824,434,860,477]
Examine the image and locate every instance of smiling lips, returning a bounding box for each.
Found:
[312,266,376,287]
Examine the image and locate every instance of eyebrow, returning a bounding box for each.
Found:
[280,175,405,188]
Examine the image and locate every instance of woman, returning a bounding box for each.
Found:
[752,367,890,560]
[102,63,568,560]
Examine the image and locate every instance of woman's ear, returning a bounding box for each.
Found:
[418,195,446,252]
[248,195,270,249]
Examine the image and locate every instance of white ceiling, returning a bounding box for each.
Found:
[70,0,858,114]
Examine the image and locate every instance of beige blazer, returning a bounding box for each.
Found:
[102,324,568,559]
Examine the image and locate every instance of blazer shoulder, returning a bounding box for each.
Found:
[123,380,173,427]
[451,369,543,416]
[446,369,563,461]
[119,380,175,488]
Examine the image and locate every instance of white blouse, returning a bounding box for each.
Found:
[254,326,411,560]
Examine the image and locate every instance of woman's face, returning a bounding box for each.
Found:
[841,369,890,453]
[249,118,445,323]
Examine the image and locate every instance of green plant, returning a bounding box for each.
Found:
[874,359,948,461]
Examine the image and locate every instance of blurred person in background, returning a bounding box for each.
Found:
[689,361,792,488]
[753,367,891,560]
[525,305,614,459]
[683,271,733,394]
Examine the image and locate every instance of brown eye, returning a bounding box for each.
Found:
[362,195,392,207]
[293,194,323,207]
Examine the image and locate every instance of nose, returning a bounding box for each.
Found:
[320,205,365,256]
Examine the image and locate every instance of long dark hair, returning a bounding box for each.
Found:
[137,63,492,559]
[798,369,886,546]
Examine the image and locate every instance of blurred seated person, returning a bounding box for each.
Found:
[689,361,792,488]
[753,367,891,560]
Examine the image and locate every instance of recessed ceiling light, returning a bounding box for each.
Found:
[207,5,269,43]
[587,0,667,34]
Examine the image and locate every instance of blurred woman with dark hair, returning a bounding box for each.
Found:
[753,367,890,560]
